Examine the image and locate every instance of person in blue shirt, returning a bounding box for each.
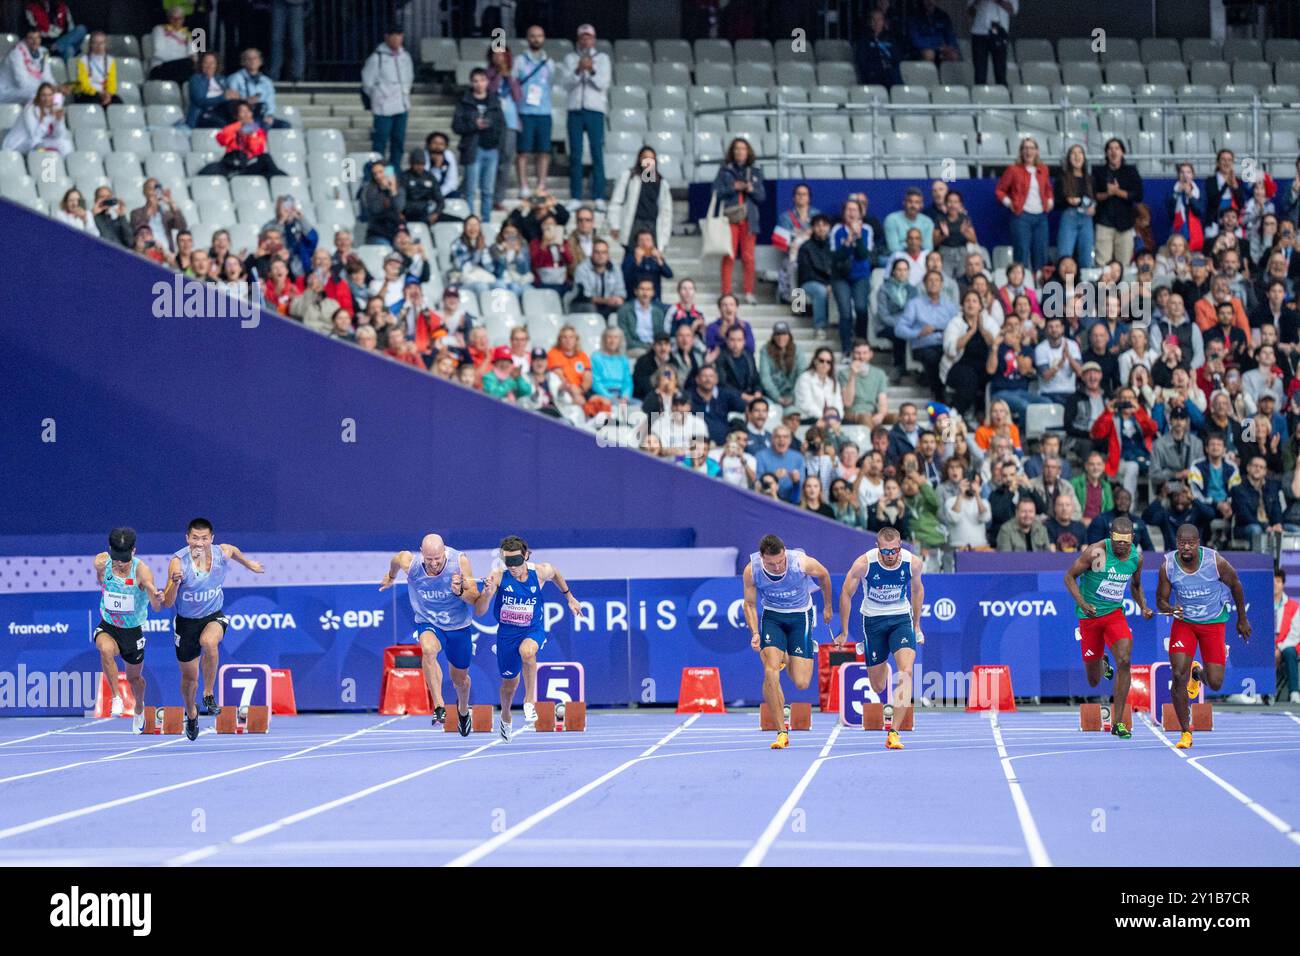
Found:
[907,0,961,63]
[228,48,290,129]
[511,24,555,199]
[186,52,236,128]
[829,199,875,359]
[755,424,807,504]
[896,270,958,399]
[856,8,902,87]
[591,326,635,400]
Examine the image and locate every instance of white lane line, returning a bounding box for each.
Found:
[1285,711,1300,727]
[0,719,111,748]
[165,736,502,866]
[0,717,403,842]
[443,713,702,868]
[0,730,204,785]
[739,724,842,868]
[989,714,1052,867]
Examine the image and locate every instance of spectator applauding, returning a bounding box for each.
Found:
[1093,137,1143,266]
[561,24,612,207]
[361,25,413,168]
[2,81,70,155]
[200,101,286,178]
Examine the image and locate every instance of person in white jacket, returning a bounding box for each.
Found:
[147,6,195,83]
[0,31,56,106]
[794,347,845,422]
[606,146,674,255]
[2,82,72,156]
[561,24,611,208]
[361,25,414,167]
[52,186,93,231]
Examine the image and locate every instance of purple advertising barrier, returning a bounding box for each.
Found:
[953,551,1276,573]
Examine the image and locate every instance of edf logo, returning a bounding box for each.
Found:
[319,609,386,630]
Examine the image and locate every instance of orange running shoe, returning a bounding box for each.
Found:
[1176,731,1193,750]
[1187,661,1202,699]
[885,730,904,750]
[771,730,790,750]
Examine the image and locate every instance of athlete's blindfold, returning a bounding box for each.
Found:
[1110,533,1133,543]
[503,554,527,567]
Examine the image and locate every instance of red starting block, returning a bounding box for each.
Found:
[533,700,588,732]
[759,702,812,731]
[676,667,725,713]
[94,673,137,717]
[1078,701,1133,732]
[270,669,297,715]
[861,703,914,731]
[215,705,270,734]
[1162,702,1214,732]
[443,704,495,733]
[379,645,432,715]
[142,706,184,735]
[965,665,1016,712]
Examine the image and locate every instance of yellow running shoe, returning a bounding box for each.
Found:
[885,730,905,750]
[1176,731,1193,750]
[1186,662,1202,699]
[771,730,790,750]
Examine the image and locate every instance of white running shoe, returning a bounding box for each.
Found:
[110,695,124,718]
[1291,691,1300,704]
[132,710,146,734]
[499,718,513,742]
[523,702,538,723]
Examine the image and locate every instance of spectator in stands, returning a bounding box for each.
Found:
[570,238,626,318]
[422,131,460,210]
[519,347,561,416]
[759,322,803,412]
[482,344,533,401]
[1,81,70,155]
[794,348,844,423]
[774,184,820,304]
[856,7,902,87]
[869,479,910,536]
[756,425,806,504]
[128,178,186,254]
[264,195,317,275]
[1150,405,1202,490]
[795,213,836,342]
[1117,325,1157,388]
[362,25,413,168]
[1031,453,1081,518]
[221,253,246,285]
[1155,292,1205,372]
[1034,315,1082,405]
[1071,450,1113,523]
[506,191,570,245]
[1042,491,1086,552]
[660,278,702,337]
[995,137,1053,276]
[884,187,934,255]
[447,215,493,292]
[1195,273,1251,340]
[937,460,985,548]
[937,290,985,419]
[452,67,505,221]
[898,269,957,398]
[484,47,520,208]
[148,6,194,82]
[1086,487,1154,549]
[1204,150,1248,237]
[793,475,831,518]
[622,228,674,304]
[968,0,1015,86]
[52,186,89,232]
[72,30,119,106]
[1089,385,1157,501]
[829,200,875,356]
[830,477,867,527]
[1167,162,1206,255]
[564,205,601,272]
[199,101,286,178]
[1244,343,1286,406]
[874,257,916,382]
[639,363,681,418]
[561,24,611,209]
[1276,568,1300,703]
[1254,271,1294,332]
[986,318,1053,426]
[1092,137,1143,267]
[91,187,131,247]
[633,332,674,400]
[680,435,722,477]
[261,258,299,316]
[932,189,977,279]
[1143,480,1208,546]
[186,52,236,128]
[530,215,572,295]
[487,222,530,295]
[907,0,960,63]
[228,48,288,129]
[268,0,307,83]
[717,325,763,404]
[25,1,83,62]
[511,25,554,199]
[132,223,172,266]
[546,324,593,408]
[690,364,746,445]
[713,138,766,306]
[1189,431,1240,526]
[705,293,754,355]
[369,252,408,315]
[838,339,889,428]
[608,147,674,255]
[974,398,1020,456]
[1078,321,1118,393]
[654,391,708,457]
[617,278,665,352]
[996,497,1048,552]
[290,265,344,335]
[399,148,446,228]
[710,429,756,489]
[1173,254,1213,314]
[0,30,55,106]
[172,230,195,274]
[355,325,378,353]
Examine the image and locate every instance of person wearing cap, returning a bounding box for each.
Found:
[361,24,413,167]
[400,148,446,227]
[1150,404,1203,492]
[1173,254,1213,311]
[92,528,165,733]
[482,344,534,402]
[518,346,562,416]
[759,322,805,412]
[562,25,611,208]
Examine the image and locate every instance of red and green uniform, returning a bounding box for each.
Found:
[1076,540,1139,661]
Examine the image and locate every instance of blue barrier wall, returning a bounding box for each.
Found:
[0,200,871,572]
[0,569,1271,715]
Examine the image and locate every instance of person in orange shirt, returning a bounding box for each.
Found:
[1192,273,1250,337]
[546,324,593,407]
[974,398,1022,453]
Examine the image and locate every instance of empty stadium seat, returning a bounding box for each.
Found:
[1056,38,1097,62]
[1017,62,1060,87]
[734,39,774,66]
[1139,38,1181,63]
[654,39,693,65]
[614,38,652,62]
[694,38,733,65]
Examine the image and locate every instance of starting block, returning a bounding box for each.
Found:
[142,706,184,735]
[215,705,270,734]
[1161,702,1214,732]
[861,703,913,731]
[1079,702,1133,732]
[444,704,495,733]
[533,700,588,732]
[759,702,812,731]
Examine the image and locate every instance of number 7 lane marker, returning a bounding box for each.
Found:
[739,723,841,868]
[0,717,403,842]
[443,713,701,868]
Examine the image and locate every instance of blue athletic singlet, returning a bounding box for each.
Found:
[749,548,816,612]
[100,557,149,628]
[174,545,229,617]
[493,564,543,639]
[1165,547,1231,624]
[407,547,474,630]
[859,548,916,617]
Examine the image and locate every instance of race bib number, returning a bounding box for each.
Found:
[500,603,535,626]
[1096,578,1126,602]
[525,83,545,107]
[104,592,135,614]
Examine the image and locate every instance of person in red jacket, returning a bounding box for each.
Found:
[1276,567,1300,703]
[995,136,1055,277]
[199,101,286,178]
[1089,385,1158,502]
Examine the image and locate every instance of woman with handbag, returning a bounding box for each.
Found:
[712,137,766,306]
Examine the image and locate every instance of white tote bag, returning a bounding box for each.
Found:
[698,192,735,259]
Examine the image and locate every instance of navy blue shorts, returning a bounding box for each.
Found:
[413,623,475,670]
[760,608,816,660]
[861,613,915,667]
[519,115,552,153]
[496,630,547,678]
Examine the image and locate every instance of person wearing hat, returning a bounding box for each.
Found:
[561,24,611,208]
[482,344,534,402]
[1150,403,1203,492]
[1172,254,1213,312]
[399,148,446,227]
[361,24,413,167]
[519,346,561,416]
[92,528,165,734]
[759,321,805,412]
